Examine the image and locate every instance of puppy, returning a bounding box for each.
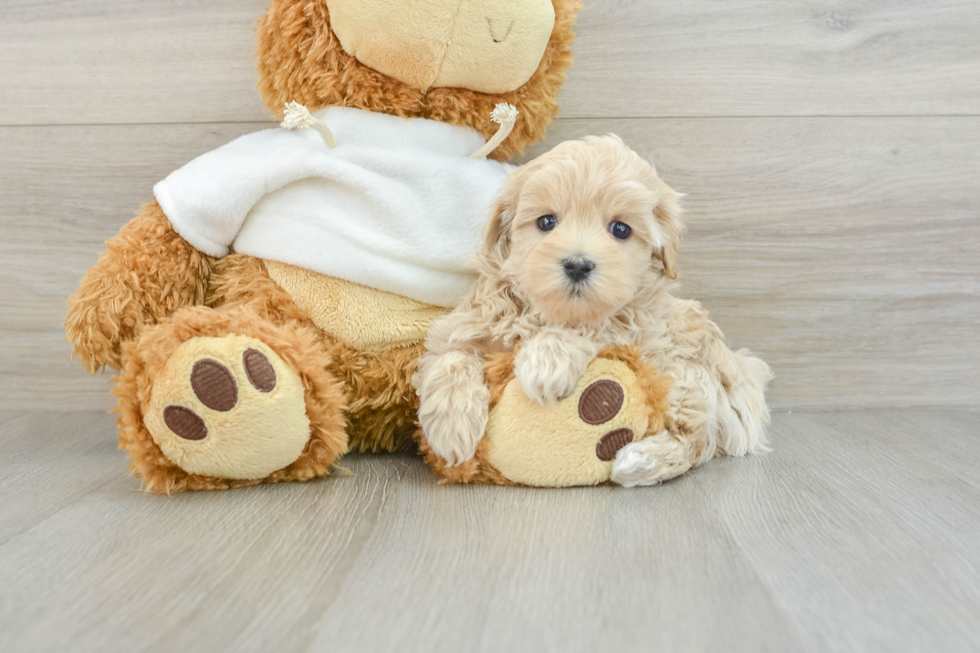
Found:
[414,135,772,486]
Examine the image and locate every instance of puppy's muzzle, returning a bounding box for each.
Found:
[563,255,595,283]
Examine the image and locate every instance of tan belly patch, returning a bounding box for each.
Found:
[264,260,449,351]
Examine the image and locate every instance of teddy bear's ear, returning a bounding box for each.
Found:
[652,182,686,280]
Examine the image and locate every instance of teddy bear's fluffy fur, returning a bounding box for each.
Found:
[416,136,773,485]
[65,0,581,492]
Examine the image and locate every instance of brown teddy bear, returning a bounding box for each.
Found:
[66,0,584,493]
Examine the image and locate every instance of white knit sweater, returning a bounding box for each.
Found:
[154,107,511,307]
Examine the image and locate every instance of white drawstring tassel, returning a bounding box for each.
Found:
[281,101,338,149]
[469,103,519,159]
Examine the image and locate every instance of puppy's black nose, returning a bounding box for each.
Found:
[563,256,595,283]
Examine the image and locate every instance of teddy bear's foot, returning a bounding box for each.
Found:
[143,335,313,480]
[115,306,348,493]
[421,346,673,487]
[483,355,658,487]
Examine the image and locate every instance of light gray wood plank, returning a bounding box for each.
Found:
[300,463,804,653]
[560,0,980,119]
[1,411,979,652]
[0,0,269,126]
[2,118,977,411]
[2,0,980,125]
[697,411,980,652]
[0,411,120,545]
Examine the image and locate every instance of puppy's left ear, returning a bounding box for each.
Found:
[653,181,685,280]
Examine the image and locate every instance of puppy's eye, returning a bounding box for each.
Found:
[609,221,632,240]
[536,214,558,232]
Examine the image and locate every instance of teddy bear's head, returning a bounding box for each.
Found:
[256,0,581,161]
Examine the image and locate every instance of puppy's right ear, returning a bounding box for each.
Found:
[482,164,532,260]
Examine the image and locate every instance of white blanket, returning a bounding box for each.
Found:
[154,107,511,308]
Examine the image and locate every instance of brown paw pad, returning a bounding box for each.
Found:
[163,405,208,441]
[243,348,276,392]
[579,380,636,461]
[578,379,625,425]
[191,359,238,411]
[596,428,634,461]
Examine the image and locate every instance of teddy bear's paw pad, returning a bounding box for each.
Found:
[484,358,651,487]
[243,349,277,392]
[579,380,637,461]
[189,359,239,411]
[578,380,625,424]
[144,336,311,480]
[596,427,634,461]
[162,405,209,441]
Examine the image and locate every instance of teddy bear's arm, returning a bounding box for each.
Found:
[65,200,215,372]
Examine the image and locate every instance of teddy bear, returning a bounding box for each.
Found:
[65,0,589,493]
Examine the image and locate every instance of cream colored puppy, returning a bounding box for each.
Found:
[414,135,772,486]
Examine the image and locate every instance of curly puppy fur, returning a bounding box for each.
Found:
[256,0,580,162]
[417,136,773,486]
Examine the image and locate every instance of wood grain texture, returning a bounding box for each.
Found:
[2,118,977,411]
[699,411,980,653]
[0,0,269,126]
[1,410,978,652]
[561,0,980,118]
[2,0,980,125]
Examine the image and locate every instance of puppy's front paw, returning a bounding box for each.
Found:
[610,439,662,487]
[514,330,597,405]
[611,432,691,487]
[417,351,490,466]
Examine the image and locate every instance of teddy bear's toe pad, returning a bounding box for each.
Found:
[163,405,209,441]
[596,428,635,461]
[579,380,625,424]
[484,358,651,487]
[144,336,310,480]
[190,359,239,411]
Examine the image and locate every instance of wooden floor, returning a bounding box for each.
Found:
[2,410,978,652]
